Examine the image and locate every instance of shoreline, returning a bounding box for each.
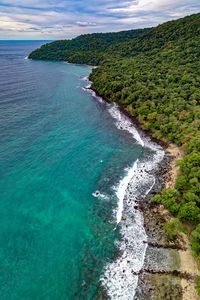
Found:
[84,79,165,299]
[165,144,200,300]
[166,144,200,300]
[84,80,199,299]
[99,100,162,299]
[136,142,199,300]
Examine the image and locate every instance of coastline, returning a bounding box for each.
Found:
[83,79,199,299]
[136,142,200,300]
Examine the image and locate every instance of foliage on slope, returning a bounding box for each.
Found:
[28,28,150,65]
[106,13,200,58]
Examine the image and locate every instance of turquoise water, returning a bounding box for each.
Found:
[0,41,142,299]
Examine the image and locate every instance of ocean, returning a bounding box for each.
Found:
[0,41,164,300]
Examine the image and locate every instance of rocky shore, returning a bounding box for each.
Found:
[134,145,200,300]
[85,82,199,300]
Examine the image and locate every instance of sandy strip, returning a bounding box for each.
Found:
[179,239,200,300]
[165,143,200,300]
[165,143,183,189]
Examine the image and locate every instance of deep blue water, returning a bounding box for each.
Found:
[0,41,142,299]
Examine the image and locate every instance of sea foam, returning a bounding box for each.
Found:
[116,160,139,224]
[102,104,164,299]
[108,104,144,147]
[83,78,164,299]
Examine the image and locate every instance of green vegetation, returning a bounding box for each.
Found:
[29,13,200,263]
[164,219,187,240]
[191,225,200,257]
[28,28,150,65]
[196,276,200,296]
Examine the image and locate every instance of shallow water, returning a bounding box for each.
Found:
[100,103,164,300]
[0,41,148,300]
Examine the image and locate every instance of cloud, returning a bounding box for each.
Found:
[76,21,97,27]
[0,0,199,39]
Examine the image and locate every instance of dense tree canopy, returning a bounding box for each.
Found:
[29,13,200,259]
[28,28,150,65]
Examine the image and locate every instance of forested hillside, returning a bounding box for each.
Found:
[28,28,150,65]
[29,14,200,266]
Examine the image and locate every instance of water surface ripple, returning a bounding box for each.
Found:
[0,41,149,300]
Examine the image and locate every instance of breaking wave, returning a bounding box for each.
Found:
[83,77,164,299]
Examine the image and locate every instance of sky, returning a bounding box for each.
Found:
[0,0,199,40]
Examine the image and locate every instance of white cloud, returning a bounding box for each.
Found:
[76,21,97,27]
[109,0,199,17]
[0,0,199,39]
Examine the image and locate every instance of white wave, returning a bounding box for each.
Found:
[82,76,89,81]
[82,86,104,103]
[82,77,107,103]
[102,104,164,299]
[101,160,159,300]
[82,76,92,89]
[85,83,92,89]
[83,83,165,299]
[108,104,144,147]
[108,103,164,168]
[92,191,100,197]
[116,160,138,224]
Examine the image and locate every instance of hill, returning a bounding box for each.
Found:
[28,28,150,65]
